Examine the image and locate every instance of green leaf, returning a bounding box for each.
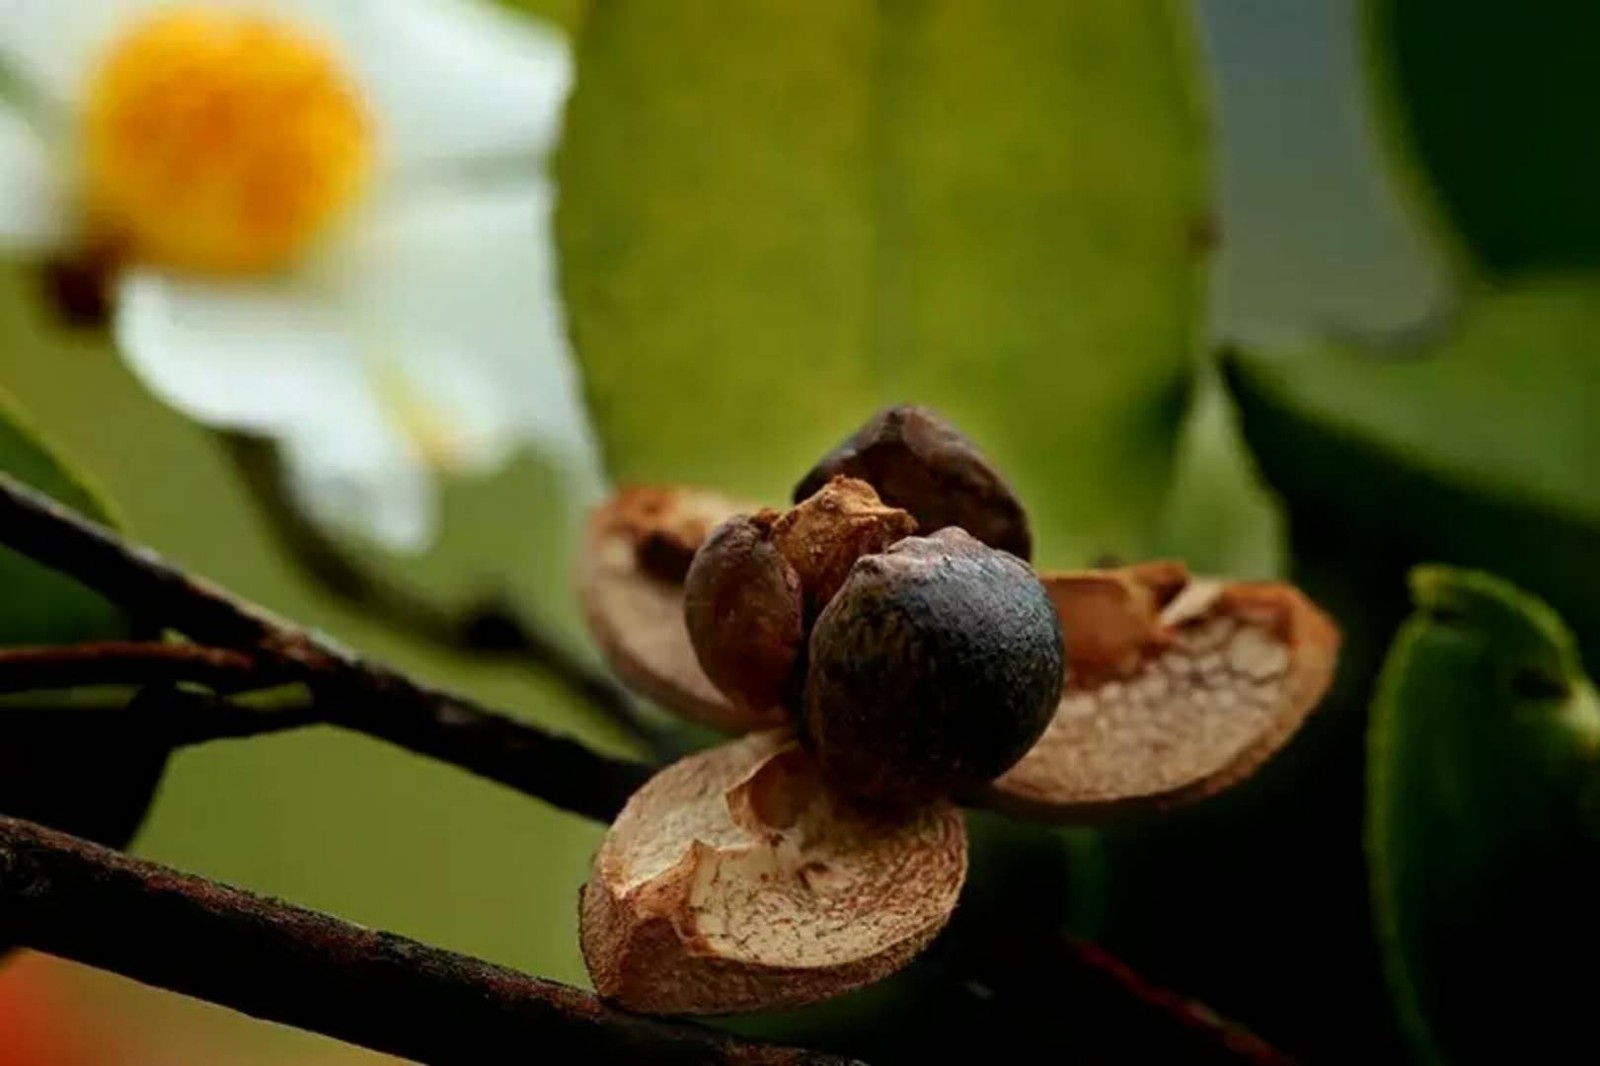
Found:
[1226,280,1600,668]
[0,387,126,644]
[1368,566,1600,1062]
[1367,0,1600,276]
[557,0,1210,564]
[1154,362,1285,578]
[0,388,164,854]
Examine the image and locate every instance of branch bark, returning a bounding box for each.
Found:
[0,473,651,823]
[0,642,271,694]
[224,434,674,758]
[930,911,1296,1066]
[0,814,849,1065]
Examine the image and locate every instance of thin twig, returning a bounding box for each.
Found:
[0,642,272,695]
[224,435,673,758]
[1055,935,1293,1064]
[930,909,1295,1066]
[0,473,652,823]
[1,688,319,749]
[0,814,852,1065]
[134,686,325,747]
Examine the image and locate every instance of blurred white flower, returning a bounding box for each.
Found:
[0,0,602,550]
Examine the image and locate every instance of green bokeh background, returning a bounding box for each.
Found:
[0,0,1446,1060]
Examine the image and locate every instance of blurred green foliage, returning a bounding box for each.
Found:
[1369,0,1600,277]
[1205,0,1600,1058]
[0,389,125,645]
[558,0,1218,567]
[1369,568,1600,1063]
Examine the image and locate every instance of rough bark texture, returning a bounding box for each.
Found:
[0,815,855,1065]
[222,435,668,758]
[0,474,653,824]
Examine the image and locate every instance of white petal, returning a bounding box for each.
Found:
[113,267,439,551]
[309,0,572,170]
[336,176,603,484]
[114,267,359,432]
[0,107,69,252]
[0,0,171,110]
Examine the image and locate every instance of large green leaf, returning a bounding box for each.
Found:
[557,0,1210,564]
[1367,0,1600,276]
[1226,280,1600,668]
[1368,566,1600,1063]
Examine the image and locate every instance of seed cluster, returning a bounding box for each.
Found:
[684,407,1064,805]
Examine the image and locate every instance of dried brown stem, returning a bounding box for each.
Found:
[224,435,673,758]
[0,473,652,823]
[0,642,272,695]
[933,913,1295,1065]
[0,814,851,1065]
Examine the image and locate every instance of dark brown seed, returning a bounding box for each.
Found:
[683,512,806,714]
[805,528,1063,804]
[795,405,1033,561]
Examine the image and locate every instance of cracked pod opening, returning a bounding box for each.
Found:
[581,730,967,1014]
[581,486,783,733]
[981,562,1339,820]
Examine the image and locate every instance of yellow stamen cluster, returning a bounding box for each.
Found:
[82,8,370,276]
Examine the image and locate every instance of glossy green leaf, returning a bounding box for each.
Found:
[1367,0,1600,276]
[1226,280,1600,668]
[557,0,1210,564]
[0,388,126,644]
[1368,566,1600,1063]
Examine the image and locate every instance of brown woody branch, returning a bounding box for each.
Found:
[0,642,271,695]
[0,473,652,823]
[3,688,320,753]
[224,435,674,758]
[0,814,849,1066]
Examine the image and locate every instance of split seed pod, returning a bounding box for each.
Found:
[581,730,967,1014]
[582,486,782,732]
[796,405,1032,561]
[982,562,1340,819]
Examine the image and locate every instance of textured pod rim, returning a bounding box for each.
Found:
[978,561,1340,821]
[581,730,968,1015]
[581,485,786,733]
